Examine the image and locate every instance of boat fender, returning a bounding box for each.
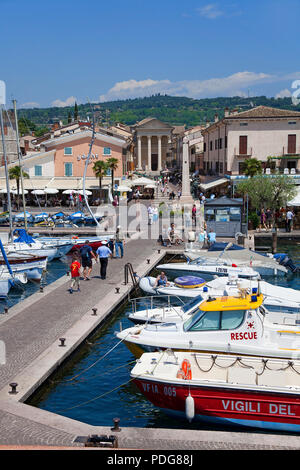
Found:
[181,359,192,380]
[185,394,195,423]
[72,236,78,239]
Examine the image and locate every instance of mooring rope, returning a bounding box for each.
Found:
[50,332,132,384]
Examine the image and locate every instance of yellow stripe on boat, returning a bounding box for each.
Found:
[200,294,263,311]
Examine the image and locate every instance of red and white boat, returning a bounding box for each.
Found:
[131,350,300,433]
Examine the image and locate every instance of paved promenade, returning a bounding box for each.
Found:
[0,229,298,449]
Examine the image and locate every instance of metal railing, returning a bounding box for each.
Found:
[130,294,185,321]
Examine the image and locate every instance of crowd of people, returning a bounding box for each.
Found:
[68,225,126,293]
[257,207,296,233]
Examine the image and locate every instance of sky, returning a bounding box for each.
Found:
[0,0,299,109]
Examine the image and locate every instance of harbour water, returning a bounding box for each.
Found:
[25,241,300,432]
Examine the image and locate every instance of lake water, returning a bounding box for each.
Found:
[25,241,300,431]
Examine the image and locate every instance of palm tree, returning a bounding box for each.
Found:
[92,160,108,199]
[242,158,262,178]
[106,157,119,195]
[8,165,29,209]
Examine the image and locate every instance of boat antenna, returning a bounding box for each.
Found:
[12,99,28,231]
[82,98,101,228]
[0,82,13,241]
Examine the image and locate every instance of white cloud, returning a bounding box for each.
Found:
[275,89,292,99]
[51,96,77,107]
[99,72,274,102]
[20,101,40,108]
[197,3,223,19]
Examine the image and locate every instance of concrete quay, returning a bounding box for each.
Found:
[0,238,298,450]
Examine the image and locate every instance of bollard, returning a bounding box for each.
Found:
[111,417,121,432]
[147,259,150,264]
[115,287,120,294]
[92,308,97,316]
[158,249,161,254]
[9,383,18,394]
[39,285,44,293]
[4,307,8,314]
[59,338,66,347]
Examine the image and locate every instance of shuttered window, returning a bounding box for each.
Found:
[288,135,296,154]
[239,135,248,155]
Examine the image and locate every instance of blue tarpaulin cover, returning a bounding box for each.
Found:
[13,229,36,244]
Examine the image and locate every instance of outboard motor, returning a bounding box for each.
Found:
[273,253,299,273]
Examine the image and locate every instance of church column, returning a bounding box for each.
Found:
[137,135,142,169]
[158,135,162,171]
[147,136,152,171]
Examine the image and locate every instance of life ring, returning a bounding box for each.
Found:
[72,236,78,239]
[181,359,192,380]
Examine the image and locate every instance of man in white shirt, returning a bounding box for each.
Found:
[286,209,294,232]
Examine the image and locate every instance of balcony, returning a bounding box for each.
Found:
[234,147,253,158]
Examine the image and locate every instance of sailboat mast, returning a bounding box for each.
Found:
[0,105,13,240]
[12,99,27,230]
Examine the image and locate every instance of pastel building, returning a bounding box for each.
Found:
[202,106,300,175]
[0,129,128,192]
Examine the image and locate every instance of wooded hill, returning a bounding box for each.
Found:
[16,94,300,132]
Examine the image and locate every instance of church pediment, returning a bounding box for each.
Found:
[135,117,173,130]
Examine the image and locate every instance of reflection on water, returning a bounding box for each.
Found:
[27,243,300,431]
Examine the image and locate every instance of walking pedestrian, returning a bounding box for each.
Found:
[96,240,112,279]
[69,255,81,293]
[286,208,294,233]
[108,238,115,256]
[115,225,125,258]
[147,204,154,225]
[192,203,197,226]
[79,240,97,280]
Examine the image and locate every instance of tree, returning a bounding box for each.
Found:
[236,175,297,215]
[74,102,78,121]
[242,158,262,177]
[106,157,119,195]
[67,111,72,124]
[92,160,108,199]
[8,166,29,209]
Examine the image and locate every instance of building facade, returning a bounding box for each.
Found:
[202,106,300,175]
[131,118,174,173]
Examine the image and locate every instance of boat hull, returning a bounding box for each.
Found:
[133,378,300,433]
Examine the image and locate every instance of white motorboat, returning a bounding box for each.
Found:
[117,293,300,360]
[184,243,291,277]
[131,350,300,433]
[134,275,300,324]
[156,257,262,280]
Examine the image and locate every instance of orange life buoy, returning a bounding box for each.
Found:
[181,359,192,380]
[72,236,78,239]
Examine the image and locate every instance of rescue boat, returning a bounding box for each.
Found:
[131,349,300,433]
[117,293,300,360]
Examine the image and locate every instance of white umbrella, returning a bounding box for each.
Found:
[132,177,157,186]
[0,188,8,193]
[12,189,29,195]
[31,189,45,195]
[145,184,156,189]
[78,189,92,196]
[44,188,59,194]
[62,189,78,194]
[117,185,132,192]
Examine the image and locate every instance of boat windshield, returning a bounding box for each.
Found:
[184,309,246,332]
[181,295,204,313]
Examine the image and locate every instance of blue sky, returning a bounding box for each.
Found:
[0,0,299,108]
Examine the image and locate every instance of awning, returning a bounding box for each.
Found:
[288,188,300,206]
[199,178,228,191]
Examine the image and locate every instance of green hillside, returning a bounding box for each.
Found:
[16,94,300,133]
